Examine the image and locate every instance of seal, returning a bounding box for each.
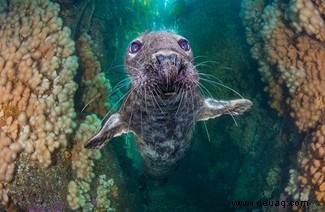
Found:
[84,31,252,179]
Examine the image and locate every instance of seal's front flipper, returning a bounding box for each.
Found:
[84,113,129,149]
[198,98,253,121]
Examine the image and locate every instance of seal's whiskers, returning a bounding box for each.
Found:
[102,64,125,74]
[144,88,148,112]
[127,93,138,137]
[189,88,195,123]
[193,60,220,69]
[140,93,144,142]
[96,86,137,132]
[198,78,238,126]
[189,55,207,64]
[111,78,131,93]
[81,78,130,113]
[197,80,238,126]
[199,77,244,99]
[153,89,167,107]
[171,87,182,107]
[81,91,107,112]
[203,121,211,142]
[133,60,146,71]
[197,82,213,99]
[121,86,138,113]
[174,87,185,118]
[218,66,234,71]
[197,72,223,84]
[150,90,166,116]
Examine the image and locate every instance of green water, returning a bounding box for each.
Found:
[86,0,296,211]
[0,0,305,211]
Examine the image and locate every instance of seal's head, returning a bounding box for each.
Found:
[125,31,199,96]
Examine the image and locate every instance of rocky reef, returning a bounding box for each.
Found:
[0,0,142,210]
[241,0,325,208]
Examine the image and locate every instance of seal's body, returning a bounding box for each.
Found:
[121,89,201,178]
[84,31,252,179]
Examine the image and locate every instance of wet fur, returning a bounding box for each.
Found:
[84,31,253,179]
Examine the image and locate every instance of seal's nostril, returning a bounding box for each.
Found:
[169,54,177,65]
[156,55,166,64]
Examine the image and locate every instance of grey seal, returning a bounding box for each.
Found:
[84,31,252,179]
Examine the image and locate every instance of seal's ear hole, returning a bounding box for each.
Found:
[178,39,190,51]
[129,41,142,54]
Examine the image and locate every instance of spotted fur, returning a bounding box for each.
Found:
[84,31,252,179]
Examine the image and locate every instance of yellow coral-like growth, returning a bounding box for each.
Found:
[287,0,325,41]
[241,0,325,132]
[0,0,78,206]
[76,33,111,118]
[289,36,325,132]
[67,114,116,211]
[67,114,103,210]
[294,125,325,203]
[241,0,325,205]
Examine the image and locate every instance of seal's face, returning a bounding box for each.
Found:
[125,31,199,96]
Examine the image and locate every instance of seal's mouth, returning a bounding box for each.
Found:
[158,77,179,96]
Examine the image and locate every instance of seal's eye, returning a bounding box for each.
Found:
[178,39,190,51]
[129,41,142,54]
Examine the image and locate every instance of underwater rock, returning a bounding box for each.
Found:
[7,153,70,210]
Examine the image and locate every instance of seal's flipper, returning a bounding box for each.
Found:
[84,113,129,149]
[198,98,252,121]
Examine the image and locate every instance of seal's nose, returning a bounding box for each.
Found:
[156,53,178,65]
[154,52,179,91]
